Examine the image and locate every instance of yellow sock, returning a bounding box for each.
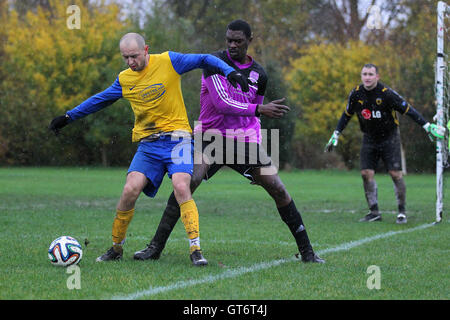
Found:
[112,208,135,246]
[180,199,200,250]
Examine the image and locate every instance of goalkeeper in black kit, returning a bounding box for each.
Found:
[325,64,446,224]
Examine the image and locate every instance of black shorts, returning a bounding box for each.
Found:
[198,136,273,182]
[360,131,402,171]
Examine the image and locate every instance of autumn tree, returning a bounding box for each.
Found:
[286,1,442,171]
[0,0,7,160]
[286,41,389,168]
[383,0,445,171]
[0,0,130,165]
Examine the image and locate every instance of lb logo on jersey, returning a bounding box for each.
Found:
[361,109,371,120]
[140,83,166,102]
[376,98,382,105]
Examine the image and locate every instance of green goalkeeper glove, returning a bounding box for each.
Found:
[423,122,445,141]
[324,130,340,152]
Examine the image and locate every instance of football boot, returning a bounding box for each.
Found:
[133,243,162,260]
[190,249,208,266]
[359,212,382,222]
[96,246,123,262]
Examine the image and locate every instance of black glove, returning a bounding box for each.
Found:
[227,71,249,92]
[49,114,70,136]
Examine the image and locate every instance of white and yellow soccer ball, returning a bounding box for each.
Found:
[48,236,83,267]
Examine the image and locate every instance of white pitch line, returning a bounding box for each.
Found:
[111,222,435,300]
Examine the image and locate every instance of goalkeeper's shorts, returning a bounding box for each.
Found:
[128,135,193,198]
[360,131,402,171]
[198,137,273,182]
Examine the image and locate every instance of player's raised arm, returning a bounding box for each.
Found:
[324,111,354,152]
[48,77,123,135]
[325,90,355,152]
[388,89,446,141]
[202,73,289,117]
[168,51,249,92]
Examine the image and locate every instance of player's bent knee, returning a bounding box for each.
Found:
[122,183,141,200]
[172,174,192,202]
[389,170,403,180]
[173,181,190,194]
[361,169,375,180]
[273,188,291,207]
[258,175,291,206]
[172,176,190,191]
[123,171,147,197]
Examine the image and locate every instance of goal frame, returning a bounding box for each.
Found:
[435,1,449,223]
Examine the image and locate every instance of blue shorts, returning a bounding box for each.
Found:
[128,136,194,198]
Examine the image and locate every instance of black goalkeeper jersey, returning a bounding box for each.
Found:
[344,82,411,139]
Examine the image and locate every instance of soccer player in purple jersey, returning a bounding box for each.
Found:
[134,20,325,264]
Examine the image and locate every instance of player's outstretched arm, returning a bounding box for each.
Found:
[256,98,290,119]
[324,111,352,152]
[169,52,249,92]
[48,77,123,136]
[391,92,447,142]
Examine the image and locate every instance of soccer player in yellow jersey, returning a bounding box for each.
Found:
[49,33,249,266]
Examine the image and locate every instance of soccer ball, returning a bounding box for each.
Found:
[48,236,83,267]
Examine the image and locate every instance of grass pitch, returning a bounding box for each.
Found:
[0,167,448,300]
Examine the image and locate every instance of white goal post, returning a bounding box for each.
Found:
[435,1,449,223]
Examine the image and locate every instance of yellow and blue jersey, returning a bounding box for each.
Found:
[67,51,235,142]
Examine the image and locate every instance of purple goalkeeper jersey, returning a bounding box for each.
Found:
[194,50,268,143]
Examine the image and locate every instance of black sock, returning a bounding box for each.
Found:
[150,192,180,250]
[370,203,379,213]
[277,200,313,256]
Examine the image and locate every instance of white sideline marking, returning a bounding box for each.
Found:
[111,223,435,300]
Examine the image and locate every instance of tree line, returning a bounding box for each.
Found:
[0,0,445,172]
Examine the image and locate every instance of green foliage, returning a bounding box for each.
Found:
[385,1,441,171]
[0,0,445,171]
[261,59,295,167]
[286,41,388,168]
[0,0,130,165]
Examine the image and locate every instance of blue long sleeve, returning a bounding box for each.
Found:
[168,51,234,76]
[66,77,123,121]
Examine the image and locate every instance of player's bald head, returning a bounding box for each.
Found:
[119,33,149,71]
[119,33,146,50]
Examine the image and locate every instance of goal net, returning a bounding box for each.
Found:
[435,1,449,222]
